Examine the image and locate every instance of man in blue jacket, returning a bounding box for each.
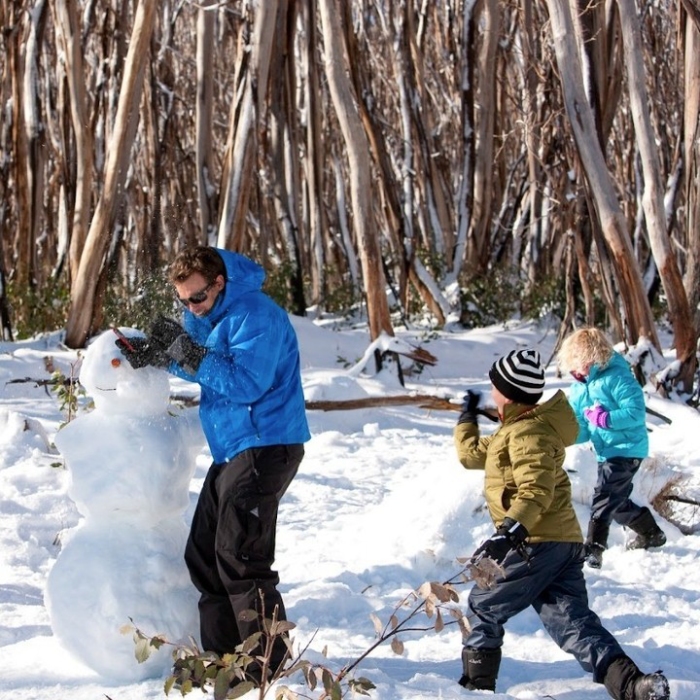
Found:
[117,246,310,679]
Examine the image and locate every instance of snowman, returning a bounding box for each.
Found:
[45,328,205,681]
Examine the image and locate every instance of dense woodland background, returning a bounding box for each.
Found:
[2,0,700,394]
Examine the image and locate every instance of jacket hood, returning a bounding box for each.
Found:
[203,249,266,325]
[503,390,579,448]
[588,351,630,381]
[535,390,579,447]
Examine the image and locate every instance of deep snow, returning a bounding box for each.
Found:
[0,317,698,700]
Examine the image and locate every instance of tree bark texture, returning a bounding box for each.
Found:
[64,0,157,347]
[0,0,697,392]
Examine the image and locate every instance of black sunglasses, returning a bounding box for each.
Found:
[178,282,214,307]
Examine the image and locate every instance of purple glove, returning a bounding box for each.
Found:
[584,405,610,428]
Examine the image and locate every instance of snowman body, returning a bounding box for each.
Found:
[46,329,204,681]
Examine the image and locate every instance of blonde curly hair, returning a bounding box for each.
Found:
[558,328,614,375]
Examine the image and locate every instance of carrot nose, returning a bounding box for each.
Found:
[111,358,122,367]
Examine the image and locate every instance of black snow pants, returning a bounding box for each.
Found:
[184,443,304,664]
[590,456,645,527]
[465,541,625,683]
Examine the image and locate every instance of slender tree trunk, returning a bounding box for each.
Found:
[682,3,700,333]
[318,0,392,340]
[53,0,93,285]
[449,0,477,283]
[467,0,498,271]
[195,0,217,244]
[64,0,157,348]
[301,0,326,307]
[217,1,277,250]
[267,0,306,315]
[546,0,660,348]
[15,1,48,290]
[616,0,696,390]
[345,17,407,308]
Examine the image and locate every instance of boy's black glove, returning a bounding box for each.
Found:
[115,337,169,369]
[473,517,529,564]
[458,390,481,424]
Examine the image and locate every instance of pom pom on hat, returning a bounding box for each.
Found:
[489,349,545,405]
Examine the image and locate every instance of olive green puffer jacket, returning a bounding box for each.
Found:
[454,389,582,543]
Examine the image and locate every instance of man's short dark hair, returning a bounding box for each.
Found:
[170,246,226,285]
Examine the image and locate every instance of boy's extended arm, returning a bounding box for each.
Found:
[453,421,491,470]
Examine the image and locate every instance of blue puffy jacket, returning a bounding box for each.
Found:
[170,249,311,463]
[567,351,648,461]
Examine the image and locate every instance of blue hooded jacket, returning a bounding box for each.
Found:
[170,249,310,463]
[567,351,648,461]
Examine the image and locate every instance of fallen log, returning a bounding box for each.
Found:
[304,394,459,412]
[8,376,675,426]
[304,394,500,421]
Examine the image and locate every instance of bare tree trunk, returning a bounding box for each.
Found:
[398,1,451,323]
[318,0,392,340]
[267,0,306,315]
[345,15,408,309]
[64,0,157,348]
[545,0,660,348]
[217,2,277,250]
[449,0,477,283]
[521,0,542,275]
[616,0,696,390]
[467,0,499,271]
[301,0,326,307]
[195,0,217,244]
[53,0,93,285]
[14,1,48,290]
[683,3,700,334]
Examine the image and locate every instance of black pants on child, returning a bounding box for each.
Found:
[590,456,644,526]
[465,541,624,683]
[184,443,304,665]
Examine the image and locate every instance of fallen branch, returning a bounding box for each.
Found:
[644,406,673,424]
[304,395,501,421]
[10,375,675,427]
[304,394,459,412]
[6,376,75,387]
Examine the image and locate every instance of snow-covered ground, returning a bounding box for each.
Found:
[1,317,698,699]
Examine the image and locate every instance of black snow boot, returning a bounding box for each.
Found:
[458,646,501,692]
[585,519,610,569]
[626,508,667,550]
[631,673,671,700]
[603,655,670,700]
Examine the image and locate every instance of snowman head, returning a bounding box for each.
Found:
[79,329,171,415]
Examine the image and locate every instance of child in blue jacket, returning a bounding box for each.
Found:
[558,328,666,569]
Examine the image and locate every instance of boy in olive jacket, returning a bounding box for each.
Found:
[453,348,669,700]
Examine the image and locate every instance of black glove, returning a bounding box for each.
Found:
[149,315,185,349]
[148,314,207,374]
[458,390,481,424]
[165,333,207,375]
[473,517,529,564]
[115,337,169,369]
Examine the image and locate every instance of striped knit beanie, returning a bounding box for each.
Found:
[489,348,545,405]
